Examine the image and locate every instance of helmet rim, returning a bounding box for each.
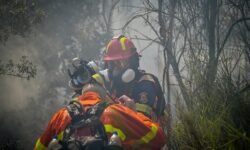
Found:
[103,35,137,61]
[103,51,137,61]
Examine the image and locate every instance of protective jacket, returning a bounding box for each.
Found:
[34,92,166,150]
[109,70,165,122]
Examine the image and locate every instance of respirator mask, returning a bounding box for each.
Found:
[99,68,136,84]
[99,57,138,84]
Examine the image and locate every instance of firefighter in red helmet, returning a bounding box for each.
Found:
[102,35,166,122]
[34,35,167,150]
[103,35,137,61]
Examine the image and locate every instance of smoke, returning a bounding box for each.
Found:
[0,0,111,149]
[0,0,167,149]
[111,1,163,77]
[0,30,69,150]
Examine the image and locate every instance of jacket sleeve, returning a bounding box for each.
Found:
[100,104,166,150]
[34,108,71,150]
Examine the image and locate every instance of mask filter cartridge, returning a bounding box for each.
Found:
[121,68,135,83]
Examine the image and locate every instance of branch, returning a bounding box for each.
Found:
[217,17,250,58]
[240,30,250,62]
[138,38,158,54]
[108,0,121,24]
[246,0,250,10]
[102,0,121,32]
[121,11,153,31]
[177,31,187,65]
[102,1,108,29]
[239,84,250,94]
[141,16,161,41]
[143,0,157,10]
[2,73,31,79]
[0,56,36,80]
[128,26,161,44]
[230,48,244,75]
[126,27,160,54]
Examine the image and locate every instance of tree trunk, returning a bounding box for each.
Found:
[158,0,191,148]
[206,0,218,85]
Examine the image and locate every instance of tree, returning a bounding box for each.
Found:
[0,0,44,43]
[0,0,43,80]
[119,0,250,149]
[0,56,36,80]
[0,0,115,149]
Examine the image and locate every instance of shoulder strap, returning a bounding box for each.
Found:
[66,100,85,123]
[63,100,110,142]
[86,101,111,118]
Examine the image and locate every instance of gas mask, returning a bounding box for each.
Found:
[68,58,99,91]
[99,68,136,84]
[102,57,138,84]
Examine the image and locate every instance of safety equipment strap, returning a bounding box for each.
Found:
[66,101,85,122]
[135,103,153,117]
[63,101,110,143]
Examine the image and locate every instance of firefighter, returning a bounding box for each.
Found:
[100,35,166,121]
[34,83,166,150]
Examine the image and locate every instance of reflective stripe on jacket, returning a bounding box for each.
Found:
[100,104,166,150]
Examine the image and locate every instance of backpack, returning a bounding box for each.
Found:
[60,100,112,150]
[138,72,166,118]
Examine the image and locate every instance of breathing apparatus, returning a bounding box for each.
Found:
[98,68,135,84]
[68,55,139,94]
[68,58,98,91]
[104,53,139,84]
[68,57,118,104]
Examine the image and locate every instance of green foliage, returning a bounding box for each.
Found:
[173,101,226,149]
[0,56,36,80]
[0,0,113,148]
[171,48,250,149]
[172,72,250,150]
[0,0,44,43]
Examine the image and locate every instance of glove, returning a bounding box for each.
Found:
[117,95,135,110]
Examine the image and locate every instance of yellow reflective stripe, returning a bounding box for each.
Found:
[72,97,78,101]
[92,74,104,85]
[135,103,152,115]
[140,124,158,144]
[35,138,47,150]
[104,124,126,141]
[119,37,127,50]
[57,131,64,141]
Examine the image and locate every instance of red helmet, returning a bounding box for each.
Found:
[103,35,137,61]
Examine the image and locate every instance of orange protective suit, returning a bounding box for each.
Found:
[34,92,166,150]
